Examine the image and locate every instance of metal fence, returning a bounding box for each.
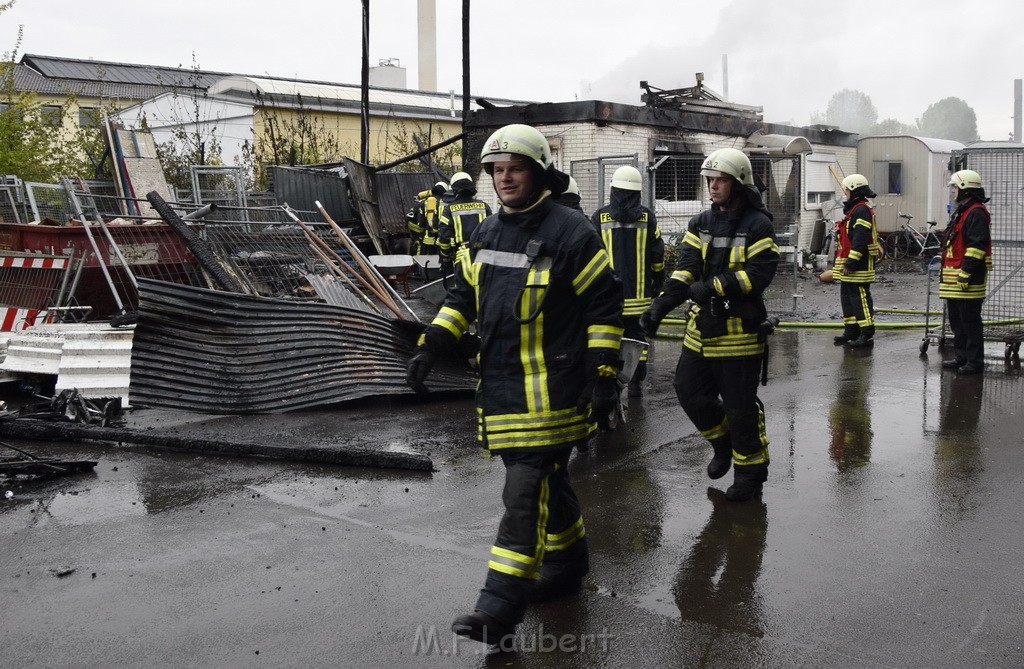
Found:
[922,147,1024,358]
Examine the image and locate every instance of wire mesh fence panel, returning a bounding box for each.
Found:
[0,253,74,309]
[652,154,704,239]
[569,158,600,218]
[0,186,25,224]
[957,148,1024,350]
[25,183,76,223]
[191,166,249,221]
[755,156,802,314]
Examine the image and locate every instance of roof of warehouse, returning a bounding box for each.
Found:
[11,53,531,113]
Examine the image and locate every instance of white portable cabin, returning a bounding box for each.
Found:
[856,135,965,233]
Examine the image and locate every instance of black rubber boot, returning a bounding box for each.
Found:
[529,539,589,603]
[707,436,732,480]
[452,610,517,647]
[845,325,875,349]
[941,358,965,370]
[833,327,858,346]
[725,463,768,502]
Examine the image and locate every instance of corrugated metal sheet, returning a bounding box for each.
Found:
[129,278,475,414]
[270,166,354,224]
[343,159,437,253]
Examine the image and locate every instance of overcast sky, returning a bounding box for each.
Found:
[3,0,1022,141]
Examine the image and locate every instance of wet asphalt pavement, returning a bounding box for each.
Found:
[2,325,1023,668]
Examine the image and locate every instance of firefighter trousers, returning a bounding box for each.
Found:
[672,347,769,465]
[945,298,984,368]
[839,281,874,334]
[475,444,587,624]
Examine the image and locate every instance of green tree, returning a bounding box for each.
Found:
[870,117,915,135]
[809,89,878,134]
[148,53,224,192]
[915,97,979,143]
[2,3,112,182]
[381,118,461,174]
[240,90,355,190]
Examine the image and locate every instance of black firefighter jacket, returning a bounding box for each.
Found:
[426,195,624,451]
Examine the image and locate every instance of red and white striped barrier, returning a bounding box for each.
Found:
[0,255,71,270]
[0,306,53,332]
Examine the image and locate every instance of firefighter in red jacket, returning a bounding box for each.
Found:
[640,148,779,502]
[406,124,624,647]
[832,174,882,349]
[940,169,992,375]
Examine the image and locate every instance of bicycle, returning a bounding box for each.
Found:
[883,212,942,260]
[815,200,843,259]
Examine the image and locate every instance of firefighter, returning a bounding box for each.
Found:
[940,169,992,375]
[436,171,491,273]
[404,181,448,254]
[592,165,665,397]
[832,174,882,349]
[639,148,779,502]
[405,123,624,647]
[555,175,586,215]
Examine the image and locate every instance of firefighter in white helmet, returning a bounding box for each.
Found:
[555,175,586,215]
[406,123,624,647]
[591,165,665,397]
[640,147,779,502]
[436,171,491,274]
[832,173,882,348]
[940,169,992,374]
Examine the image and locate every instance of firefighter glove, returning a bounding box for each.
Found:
[577,350,621,418]
[688,280,714,306]
[639,307,664,338]
[957,271,970,291]
[590,378,620,430]
[651,270,665,297]
[405,347,436,394]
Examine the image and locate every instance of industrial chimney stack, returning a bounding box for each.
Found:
[418,0,438,92]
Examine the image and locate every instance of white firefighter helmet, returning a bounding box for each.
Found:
[611,165,643,191]
[700,148,754,186]
[949,169,983,190]
[480,124,552,171]
[565,175,580,196]
[841,173,870,192]
[450,172,473,188]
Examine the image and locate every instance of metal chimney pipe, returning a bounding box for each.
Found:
[417,0,437,92]
[1014,79,1021,142]
[722,54,729,100]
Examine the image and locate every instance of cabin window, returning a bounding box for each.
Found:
[873,161,903,195]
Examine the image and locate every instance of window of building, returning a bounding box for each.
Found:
[805,153,839,207]
[653,156,703,201]
[873,160,903,195]
[78,107,100,128]
[40,105,63,127]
